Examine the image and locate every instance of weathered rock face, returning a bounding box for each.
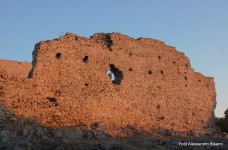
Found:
[0,32,216,134]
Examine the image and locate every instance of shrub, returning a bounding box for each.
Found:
[215,108,228,133]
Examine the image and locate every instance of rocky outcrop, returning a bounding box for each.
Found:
[0,32,216,135]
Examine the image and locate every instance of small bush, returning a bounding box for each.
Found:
[215,108,228,133]
[215,117,228,133]
[225,108,228,119]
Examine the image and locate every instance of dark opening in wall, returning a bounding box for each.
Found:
[85,83,88,86]
[47,97,57,103]
[173,61,176,64]
[83,56,88,63]
[157,104,160,109]
[185,84,187,87]
[159,116,165,120]
[0,75,3,78]
[199,79,201,82]
[107,64,124,85]
[129,67,133,71]
[158,56,161,60]
[148,70,152,75]
[56,53,62,59]
[160,70,164,75]
[129,52,132,56]
[19,62,21,65]
[185,76,188,80]
[185,64,189,67]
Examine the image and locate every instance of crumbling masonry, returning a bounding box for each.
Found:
[0,32,216,134]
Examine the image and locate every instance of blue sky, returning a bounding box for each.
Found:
[0,0,227,117]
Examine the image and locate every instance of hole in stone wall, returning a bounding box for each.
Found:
[160,70,163,75]
[173,61,176,64]
[199,79,201,82]
[157,104,160,109]
[47,97,57,103]
[0,75,3,78]
[129,52,132,56]
[185,84,187,87]
[129,67,133,71]
[56,53,62,59]
[185,64,189,67]
[107,64,124,85]
[159,116,165,120]
[185,76,188,80]
[83,56,88,63]
[85,83,88,86]
[148,70,152,75]
[158,56,161,60]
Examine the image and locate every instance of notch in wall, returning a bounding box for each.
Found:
[47,97,57,102]
[185,76,188,80]
[157,104,160,109]
[159,116,165,120]
[105,33,113,51]
[83,56,88,63]
[160,70,164,75]
[56,53,62,59]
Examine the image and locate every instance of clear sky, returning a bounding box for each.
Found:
[0,0,227,117]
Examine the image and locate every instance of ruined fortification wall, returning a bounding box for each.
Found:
[0,32,216,133]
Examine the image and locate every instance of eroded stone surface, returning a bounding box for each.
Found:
[0,32,216,134]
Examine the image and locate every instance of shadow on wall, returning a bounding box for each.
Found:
[0,102,145,149]
[27,43,40,78]
[0,102,114,149]
[1,101,225,150]
[104,33,113,51]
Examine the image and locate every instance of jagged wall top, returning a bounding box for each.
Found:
[20,32,216,131]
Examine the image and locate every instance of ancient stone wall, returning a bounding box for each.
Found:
[0,32,216,134]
